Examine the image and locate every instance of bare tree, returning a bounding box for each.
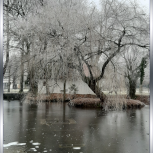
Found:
[65,0,149,102]
[122,46,149,98]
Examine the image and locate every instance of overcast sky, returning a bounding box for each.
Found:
[88,0,149,14]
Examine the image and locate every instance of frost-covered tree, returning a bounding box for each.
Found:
[3,0,46,94]
[65,0,149,102]
[4,0,149,103]
[122,46,149,98]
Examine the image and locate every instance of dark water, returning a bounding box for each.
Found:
[3,100,149,153]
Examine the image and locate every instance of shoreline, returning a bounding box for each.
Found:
[3,93,149,109]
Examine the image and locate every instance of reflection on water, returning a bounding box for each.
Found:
[3,100,149,153]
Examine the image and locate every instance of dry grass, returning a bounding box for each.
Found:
[26,93,147,110]
[27,93,97,102]
[68,97,145,110]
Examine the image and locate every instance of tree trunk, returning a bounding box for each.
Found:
[84,77,107,102]
[13,75,16,89]
[29,67,38,96]
[19,41,24,93]
[8,66,10,92]
[19,67,24,93]
[139,84,143,94]
[29,38,38,96]
[29,81,38,96]
[128,79,136,99]
[3,0,10,76]
[63,80,66,102]
[63,80,66,122]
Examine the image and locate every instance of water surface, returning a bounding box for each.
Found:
[4,100,149,153]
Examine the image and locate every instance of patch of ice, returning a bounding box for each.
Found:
[3,142,18,147]
[3,142,26,148]
[66,134,70,137]
[73,147,81,150]
[29,148,37,152]
[32,142,41,145]
[18,143,26,146]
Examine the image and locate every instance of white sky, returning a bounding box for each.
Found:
[88,0,149,14]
